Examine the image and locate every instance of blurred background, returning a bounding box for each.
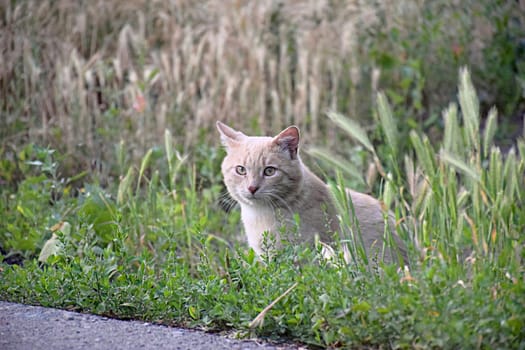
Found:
[1,0,524,185]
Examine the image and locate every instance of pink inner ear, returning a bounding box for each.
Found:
[274,126,300,159]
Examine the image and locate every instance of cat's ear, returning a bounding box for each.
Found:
[273,126,300,159]
[216,121,246,150]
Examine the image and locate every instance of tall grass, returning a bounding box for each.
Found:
[318,68,524,269]
[2,0,523,178]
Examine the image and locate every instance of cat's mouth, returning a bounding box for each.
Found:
[236,191,265,206]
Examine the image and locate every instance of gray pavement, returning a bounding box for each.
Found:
[0,301,300,350]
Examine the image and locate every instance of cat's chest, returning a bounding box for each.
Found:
[240,205,281,255]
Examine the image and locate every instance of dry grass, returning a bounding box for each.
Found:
[1,0,521,172]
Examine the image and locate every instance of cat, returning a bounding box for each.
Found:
[216,121,406,264]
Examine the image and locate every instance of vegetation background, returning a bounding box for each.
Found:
[2,0,524,177]
[1,1,525,349]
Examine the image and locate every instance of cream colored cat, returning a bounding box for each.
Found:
[217,121,406,263]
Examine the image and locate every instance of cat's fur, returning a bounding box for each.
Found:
[217,121,406,263]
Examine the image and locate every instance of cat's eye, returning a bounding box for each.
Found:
[263,166,277,176]
[235,165,247,175]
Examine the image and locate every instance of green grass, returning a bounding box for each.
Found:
[1,69,524,349]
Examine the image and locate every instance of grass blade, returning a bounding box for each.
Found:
[136,148,153,195]
[165,129,174,190]
[458,67,480,153]
[306,146,365,185]
[442,103,461,155]
[483,107,498,158]
[503,148,518,200]
[249,282,298,329]
[117,167,134,205]
[409,131,435,176]
[440,149,480,183]
[376,92,398,154]
[488,147,502,198]
[326,111,375,154]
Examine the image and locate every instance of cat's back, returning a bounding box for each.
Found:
[345,189,406,262]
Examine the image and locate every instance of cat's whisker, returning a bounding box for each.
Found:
[257,195,292,229]
[261,197,279,213]
[216,191,239,212]
[223,200,238,212]
[264,192,294,215]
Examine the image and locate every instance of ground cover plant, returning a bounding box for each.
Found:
[1,1,525,348]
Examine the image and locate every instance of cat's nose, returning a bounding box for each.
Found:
[248,185,259,194]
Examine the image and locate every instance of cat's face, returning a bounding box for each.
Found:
[216,122,304,207]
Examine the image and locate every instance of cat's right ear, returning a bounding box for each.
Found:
[216,121,245,150]
[273,126,300,160]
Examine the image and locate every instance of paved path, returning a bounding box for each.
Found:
[0,301,298,350]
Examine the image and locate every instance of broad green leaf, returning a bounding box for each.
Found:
[188,305,199,319]
[38,233,63,263]
[352,301,371,313]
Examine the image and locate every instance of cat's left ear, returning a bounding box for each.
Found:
[273,126,300,159]
[216,121,246,150]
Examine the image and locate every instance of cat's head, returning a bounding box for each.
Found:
[216,121,304,207]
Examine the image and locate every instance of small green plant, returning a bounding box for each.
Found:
[0,145,76,261]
